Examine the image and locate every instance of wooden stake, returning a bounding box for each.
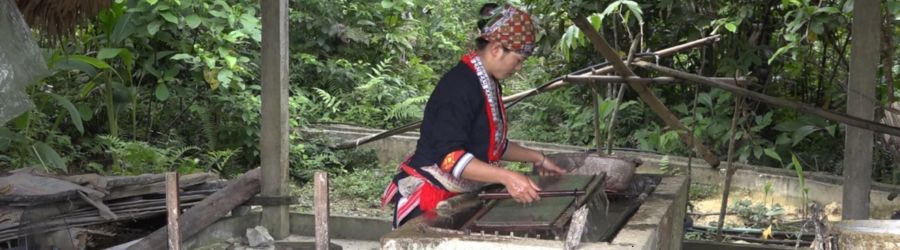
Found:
[572,16,720,167]
[591,85,602,153]
[314,171,329,250]
[165,172,181,250]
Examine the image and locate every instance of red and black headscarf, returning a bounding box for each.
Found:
[480,5,536,57]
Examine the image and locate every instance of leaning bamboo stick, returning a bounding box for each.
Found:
[330,35,722,150]
[634,61,900,137]
[563,76,747,85]
[573,16,720,167]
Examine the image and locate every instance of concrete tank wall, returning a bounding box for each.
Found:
[304,124,900,219]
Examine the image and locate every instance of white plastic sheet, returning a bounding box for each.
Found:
[0,0,48,124]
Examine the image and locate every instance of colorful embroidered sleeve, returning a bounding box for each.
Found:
[439,149,475,178]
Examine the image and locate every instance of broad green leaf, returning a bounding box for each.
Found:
[602,1,622,17]
[185,14,201,29]
[622,1,643,24]
[98,48,124,60]
[815,6,840,14]
[111,12,134,44]
[147,0,158,5]
[381,0,393,9]
[768,45,795,65]
[792,125,820,146]
[825,124,837,136]
[170,53,193,60]
[764,148,782,162]
[148,21,161,35]
[53,57,98,76]
[33,142,67,172]
[724,23,737,33]
[49,94,84,134]
[76,103,93,122]
[0,127,27,142]
[160,12,179,24]
[155,83,170,101]
[66,55,111,69]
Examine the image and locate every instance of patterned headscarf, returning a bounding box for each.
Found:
[480,5,536,57]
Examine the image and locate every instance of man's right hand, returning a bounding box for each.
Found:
[501,171,541,203]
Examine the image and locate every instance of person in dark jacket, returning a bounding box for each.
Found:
[381,4,568,228]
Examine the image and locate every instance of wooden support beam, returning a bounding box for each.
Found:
[127,168,262,250]
[843,0,880,220]
[572,16,720,167]
[314,171,330,250]
[165,172,181,250]
[330,35,722,150]
[633,61,900,137]
[260,0,290,239]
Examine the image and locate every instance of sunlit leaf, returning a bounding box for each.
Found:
[155,83,170,101]
[764,148,782,162]
[185,14,202,29]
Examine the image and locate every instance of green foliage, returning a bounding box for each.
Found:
[2,0,898,196]
[689,183,719,200]
[99,135,200,175]
[729,198,786,228]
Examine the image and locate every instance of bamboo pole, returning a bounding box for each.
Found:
[716,96,744,240]
[563,76,747,85]
[330,35,722,150]
[572,16,720,167]
[633,61,900,137]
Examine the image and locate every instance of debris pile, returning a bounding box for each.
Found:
[0,168,224,249]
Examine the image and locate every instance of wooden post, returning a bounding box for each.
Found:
[843,0,880,220]
[260,0,290,238]
[314,172,329,250]
[572,16,721,167]
[165,172,181,250]
[128,168,262,250]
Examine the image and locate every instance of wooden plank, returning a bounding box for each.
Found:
[126,167,261,250]
[843,0,880,220]
[165,172,181,250]
[260,0,291,239]
[572,16,720,167]
[314,172,329,250]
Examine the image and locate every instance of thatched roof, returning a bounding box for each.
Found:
[15,0,111,39]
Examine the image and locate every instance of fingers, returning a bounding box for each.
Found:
[508,176,541,204]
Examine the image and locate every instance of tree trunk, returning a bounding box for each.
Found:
[842,0,880,220]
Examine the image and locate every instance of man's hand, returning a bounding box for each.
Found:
[501,171,541,203]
